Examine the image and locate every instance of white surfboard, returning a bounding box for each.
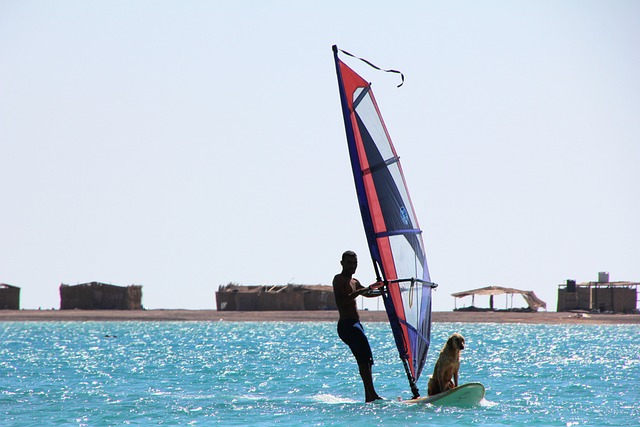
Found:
[402,382,485,407]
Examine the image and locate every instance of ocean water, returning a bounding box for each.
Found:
[1,321,638,426]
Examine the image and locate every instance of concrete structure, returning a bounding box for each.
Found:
[216,283,337,311]
[557,273,638,313]
[0,283,20,310]
[60,282,143,310]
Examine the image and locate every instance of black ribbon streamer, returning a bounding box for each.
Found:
[338,47,405,88]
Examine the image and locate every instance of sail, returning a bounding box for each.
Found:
[332,46,436,398]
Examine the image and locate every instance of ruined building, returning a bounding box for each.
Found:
[216,284,337,311]
[0,283,20,310]
[557,272,638,314]
[60,282,143,310]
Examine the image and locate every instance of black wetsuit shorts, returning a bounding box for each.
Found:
[337,319,373,366]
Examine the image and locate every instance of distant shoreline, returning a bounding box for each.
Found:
[1,310,639,324]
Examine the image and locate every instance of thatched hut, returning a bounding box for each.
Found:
[216,283,337,311]
[0,283,20,310]
[452,286,547,312]
[60,282,142,310]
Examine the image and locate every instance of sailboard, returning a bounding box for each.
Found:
[332,45,437,400]
[402,383,485,407]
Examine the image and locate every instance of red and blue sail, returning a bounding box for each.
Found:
[332,45,436,398]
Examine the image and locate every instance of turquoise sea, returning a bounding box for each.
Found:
[1,321,638,426]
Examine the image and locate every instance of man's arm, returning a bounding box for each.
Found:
[361,281,384,298]
[333,276,369,308]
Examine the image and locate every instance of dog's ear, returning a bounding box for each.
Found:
[446,335,456,349]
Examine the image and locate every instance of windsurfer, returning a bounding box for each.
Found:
[333,250,384,402]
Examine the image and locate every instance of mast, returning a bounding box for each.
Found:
[332,45,382,282]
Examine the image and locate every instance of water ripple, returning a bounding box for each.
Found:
[0,321,638,426]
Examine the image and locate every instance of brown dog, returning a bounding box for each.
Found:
[427,333,465,396]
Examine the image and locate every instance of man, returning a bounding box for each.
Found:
[332,250,383,402]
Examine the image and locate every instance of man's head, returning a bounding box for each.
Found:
[341,250,358,275]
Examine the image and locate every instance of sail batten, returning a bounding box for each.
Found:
[363,156,400,175]
[333,46,435,399]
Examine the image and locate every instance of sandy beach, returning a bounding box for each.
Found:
[0,309,639,324]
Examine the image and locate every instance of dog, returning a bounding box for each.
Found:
[427,333,465,396]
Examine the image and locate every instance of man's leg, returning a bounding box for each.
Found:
[358,362,380,402]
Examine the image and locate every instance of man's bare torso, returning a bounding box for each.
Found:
[333,273,363,321]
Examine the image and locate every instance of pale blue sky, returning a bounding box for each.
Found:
[1,1,638,311]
